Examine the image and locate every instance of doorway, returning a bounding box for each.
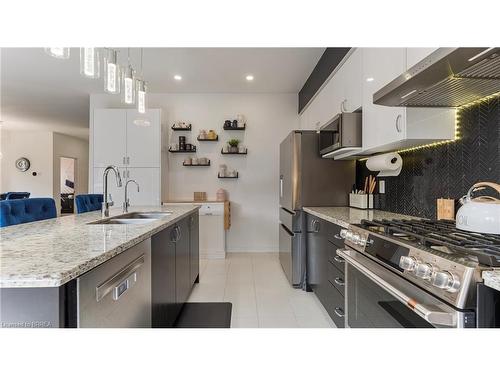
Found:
[60,157,76,214]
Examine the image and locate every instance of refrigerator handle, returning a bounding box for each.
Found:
[280,175,283,198]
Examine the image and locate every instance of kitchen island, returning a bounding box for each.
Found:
[0,205,200,328]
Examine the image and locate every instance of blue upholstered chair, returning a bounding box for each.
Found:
[0,198,57,227]
[75,194,104,214]
[6,192,31,200]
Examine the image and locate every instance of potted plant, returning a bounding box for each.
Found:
[228,139,241,153]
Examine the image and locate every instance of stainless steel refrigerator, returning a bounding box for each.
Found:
[279,130,355,288]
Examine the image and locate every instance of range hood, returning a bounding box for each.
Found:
[374,48,500,107]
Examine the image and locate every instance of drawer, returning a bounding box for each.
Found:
[324,282,345,328]
[328,261,345,296]
[326,223,345,248]
[328,242,346,272]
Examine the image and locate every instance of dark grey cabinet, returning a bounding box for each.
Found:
[306,213,346,328]
[152,212,199,327]
[175,217,191,306]
[189,213,200,285]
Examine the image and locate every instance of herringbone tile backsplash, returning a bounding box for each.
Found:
[356,97,500,219]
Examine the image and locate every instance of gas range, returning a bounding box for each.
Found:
[340,219,500,310]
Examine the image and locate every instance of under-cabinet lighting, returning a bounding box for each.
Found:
[468,48,494,62]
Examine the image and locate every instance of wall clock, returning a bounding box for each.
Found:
[15,157,31,172]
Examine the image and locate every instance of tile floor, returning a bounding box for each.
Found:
[188,252,336,328]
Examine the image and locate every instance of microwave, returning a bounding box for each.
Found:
[318,112,362,158]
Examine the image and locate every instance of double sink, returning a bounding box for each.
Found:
[89,211,173,225]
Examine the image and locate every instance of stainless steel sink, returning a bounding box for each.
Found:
[88,211,173,225]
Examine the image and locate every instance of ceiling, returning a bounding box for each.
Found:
[0,48,324,139]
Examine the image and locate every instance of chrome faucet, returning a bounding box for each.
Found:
[102,165,123,218]
[123,179,140,213]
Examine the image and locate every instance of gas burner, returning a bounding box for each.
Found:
[358,219,500,266]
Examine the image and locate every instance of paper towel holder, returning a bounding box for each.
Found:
[366,152,403,177]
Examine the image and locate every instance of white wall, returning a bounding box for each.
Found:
[0,129,54,198]
[52,132,89,213]
[89,93,299,252]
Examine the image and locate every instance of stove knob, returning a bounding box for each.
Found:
[340,229,348,239]
[352,233,362,245]
[415,263,433,280]
[345,231,354,242]
[431,271,461,292]
[399,256,417,271]
[357,236,367,246]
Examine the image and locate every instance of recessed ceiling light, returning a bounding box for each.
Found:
[246,75,254,81]
[174,75,182,81]
[366,77,374,82]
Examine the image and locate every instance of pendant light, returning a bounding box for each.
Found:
[121,48,136,104]
[44,48,70,59]
[79,48,100,79]
[103,48,120,94]
[136,48,147,114]
[136,79,147,114]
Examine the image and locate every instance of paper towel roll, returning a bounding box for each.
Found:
[366,152,403,177]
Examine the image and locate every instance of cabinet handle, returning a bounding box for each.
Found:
[334,255,345,264]
[334,233,342,240]
[176,226,181,242]
[126,156,130,164]
[341,99,347,113]
[123,156,126,165]
[395,114,403,133]
[334,277,345,286]
[334,307,345,318]
[312,219,320,233]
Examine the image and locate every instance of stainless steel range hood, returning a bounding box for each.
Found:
[374,48,500,107]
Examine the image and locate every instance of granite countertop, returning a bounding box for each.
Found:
[303,207,422,228]
[0,204,199,288]
[482,270,500,292]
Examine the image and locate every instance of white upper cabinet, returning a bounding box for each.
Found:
[362,48,407,152]
[337,48,363,112]
[126,109,161,167]
[93,109,127,167]
[406,48,438,69]
[359,48,455,155]
[299,48,363,131]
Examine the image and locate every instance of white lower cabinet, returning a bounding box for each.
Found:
[93,167,160,207]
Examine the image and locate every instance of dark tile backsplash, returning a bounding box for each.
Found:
[356,96,500,219]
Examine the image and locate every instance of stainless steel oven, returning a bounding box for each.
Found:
[338,249,472,328]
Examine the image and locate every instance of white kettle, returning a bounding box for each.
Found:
[456,182,500,235]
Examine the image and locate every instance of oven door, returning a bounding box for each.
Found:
[338,248,467,328]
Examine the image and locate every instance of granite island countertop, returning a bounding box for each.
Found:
[303,207,422,228]
[0,204,199,288]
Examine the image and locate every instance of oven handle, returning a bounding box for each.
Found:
[337,249,457,327]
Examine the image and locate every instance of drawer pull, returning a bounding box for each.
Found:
[334,255,345,264]
[334,277,345,286]
[96,255,144,302]
[334,307,345,318]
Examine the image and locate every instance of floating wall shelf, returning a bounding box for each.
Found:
[218,173,239,179]
[221,149,247,155]
[171,124,192,131]
[223,124,246,131]
[183,161,211,167]
[197,136,219,141]
[169,149,196,153]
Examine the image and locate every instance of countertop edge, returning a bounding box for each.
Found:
[482,270,500,292]
[302,207,351,228]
